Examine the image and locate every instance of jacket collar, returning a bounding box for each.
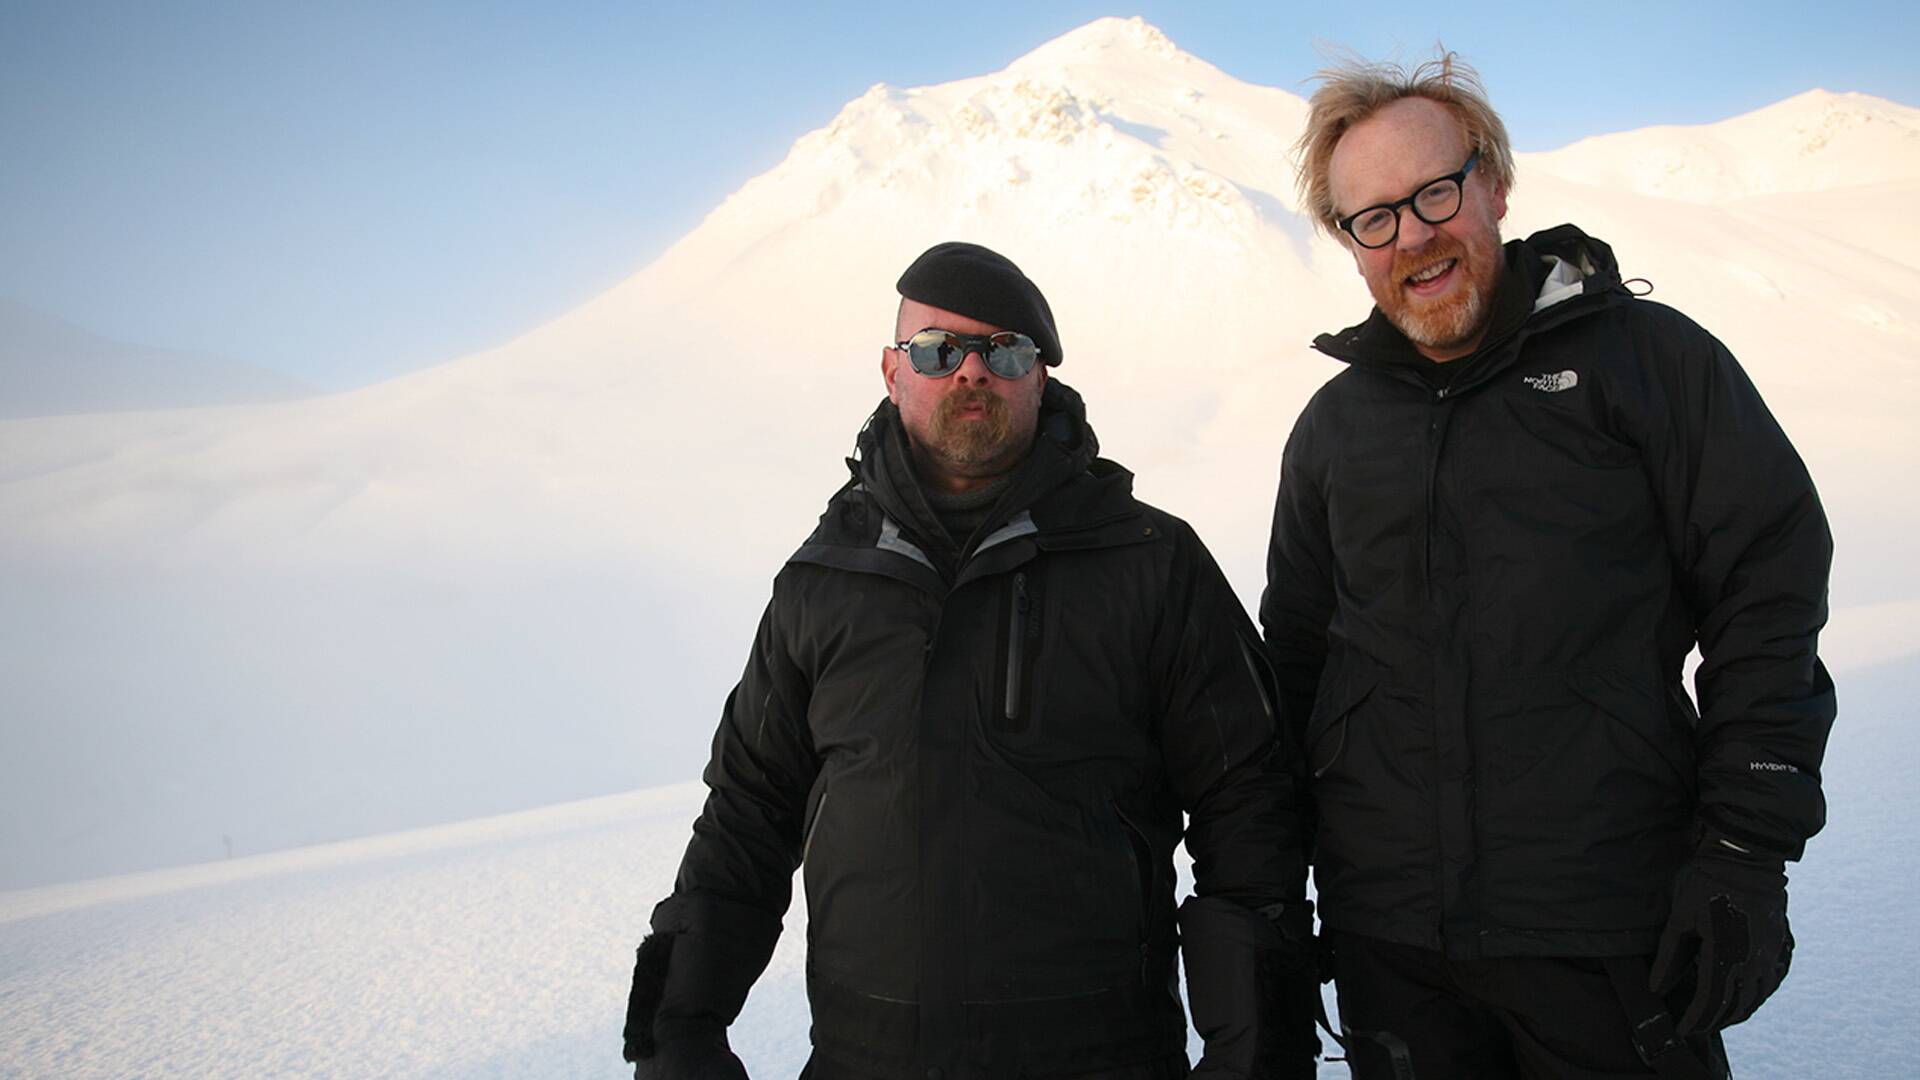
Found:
[1312,223,1627,392]
[802,378,1144,580]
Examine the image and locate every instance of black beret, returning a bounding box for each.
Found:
[895,241,1063,367]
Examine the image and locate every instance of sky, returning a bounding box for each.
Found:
[3,1,1916,390]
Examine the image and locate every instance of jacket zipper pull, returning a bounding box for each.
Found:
[1005,572,1029,721]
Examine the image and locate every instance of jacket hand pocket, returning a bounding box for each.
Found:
[1306,676,1374,778]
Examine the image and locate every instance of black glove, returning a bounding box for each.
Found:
[623,895,783,1075]
[632,1018,748,1080]
[1649,842,1793,1034]
[1180,895,1320,1079]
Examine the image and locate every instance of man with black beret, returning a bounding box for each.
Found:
[624,241,1319,1078]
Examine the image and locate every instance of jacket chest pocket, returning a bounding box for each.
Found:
[994,569,1044,735]
[982,559,1158,760]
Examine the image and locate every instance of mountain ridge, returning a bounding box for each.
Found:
[1527,87,1920,201]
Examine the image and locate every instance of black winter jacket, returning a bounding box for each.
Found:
[658,381,1308,1076]
[1261,225,1834,959]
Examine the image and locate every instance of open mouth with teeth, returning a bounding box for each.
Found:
[1404,257,1459,294]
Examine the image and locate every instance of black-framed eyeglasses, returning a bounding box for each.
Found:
[1336,152,1480,250]
[892,328,1041,379]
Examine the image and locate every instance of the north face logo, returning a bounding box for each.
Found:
[1522,370,1580,393]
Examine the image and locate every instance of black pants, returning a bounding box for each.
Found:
[1329,931,1729,1080]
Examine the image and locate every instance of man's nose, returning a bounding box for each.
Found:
[953,349,994,384]
[1396,205,1438,249]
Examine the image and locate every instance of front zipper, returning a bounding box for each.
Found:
[1004,571,1029,721]
[1425,392,1447,598]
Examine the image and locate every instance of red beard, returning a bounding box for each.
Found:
[1383,233,1497,355]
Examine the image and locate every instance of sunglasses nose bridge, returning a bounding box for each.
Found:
[952,343,995,380]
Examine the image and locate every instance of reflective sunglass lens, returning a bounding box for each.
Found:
[984,335,1038,378]
[906,330,964,376]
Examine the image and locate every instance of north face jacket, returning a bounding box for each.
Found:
[656,380,1308,1076]
[1261,224,1834,959]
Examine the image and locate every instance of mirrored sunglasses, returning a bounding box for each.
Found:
[895,328,1041,379]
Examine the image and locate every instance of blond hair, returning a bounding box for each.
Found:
[1294,51,1515,236]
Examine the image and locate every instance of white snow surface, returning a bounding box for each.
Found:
[2,651,1913,1077]
[2,15,1917,1075]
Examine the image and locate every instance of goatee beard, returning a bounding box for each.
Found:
[928,387,1014,466]
[1386,236,1493,355]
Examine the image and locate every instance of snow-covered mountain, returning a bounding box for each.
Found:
[0,298,312,417]
[1,15,1913,894]
[1532,89,1920,202]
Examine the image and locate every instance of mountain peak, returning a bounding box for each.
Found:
[1727,87,1918,134]
[1010,16,1186,70]
[1764,87,1910,116]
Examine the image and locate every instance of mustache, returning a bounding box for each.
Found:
[937,387,1008,420]
[1392,233,1465,281]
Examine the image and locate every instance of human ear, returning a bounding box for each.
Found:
[881,346,901,402]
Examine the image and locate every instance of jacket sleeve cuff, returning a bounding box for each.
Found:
[647,893,786,1029]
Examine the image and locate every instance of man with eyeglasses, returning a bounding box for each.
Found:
[624,241,1320,1079]
[1261,54,1834,1078]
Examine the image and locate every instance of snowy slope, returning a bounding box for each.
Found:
[1530,90,1920,203]
[2,651,1913,1079]
[0,15,1914,909]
